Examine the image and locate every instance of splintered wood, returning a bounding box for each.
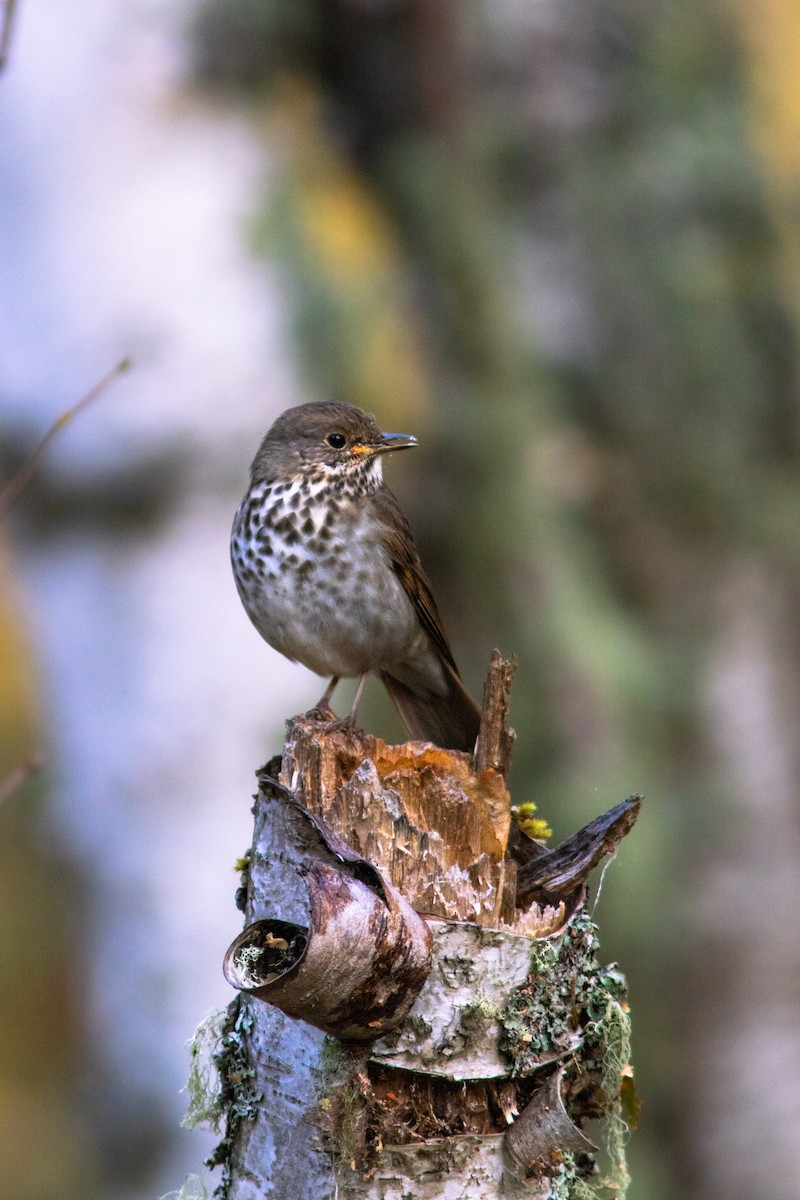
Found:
[280,652,519,927]
[281,725,516,925]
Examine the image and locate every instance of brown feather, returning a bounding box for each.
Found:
[373,488,481,751]
[372,489,459,672]
[379,668,481,753]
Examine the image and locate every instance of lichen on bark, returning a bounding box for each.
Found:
[499,909,634,1195]
[201,998,264,1196]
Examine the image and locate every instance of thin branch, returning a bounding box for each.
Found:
[0,0,19,73]
[0,753,43,807]
[0,357,131,517]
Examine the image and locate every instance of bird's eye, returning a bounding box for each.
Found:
[326,433,346,449]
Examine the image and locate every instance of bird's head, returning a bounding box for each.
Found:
[250,401,417,488]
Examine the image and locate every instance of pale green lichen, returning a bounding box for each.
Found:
[205,998,264,1197]
[182,1010,228,1132]
[459,996,500,1021]
[182,913,633,1198]
[550,1157,603,1200]
[159,1174,211,1200]
[586,987,632,1196]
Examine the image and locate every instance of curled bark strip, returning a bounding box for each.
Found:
[254,771,393,902]
[515,795,642,907]
[224,860,433,1041]
[474,650,517,778]
[504,1066,597,1180]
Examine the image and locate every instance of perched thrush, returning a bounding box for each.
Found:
[231,401,481,751]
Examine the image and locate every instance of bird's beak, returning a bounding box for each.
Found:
[351,432,418,456]
[379,431,417,453]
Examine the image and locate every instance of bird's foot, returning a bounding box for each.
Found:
[305,674,366,733]
[326,711,363,733]
[304,701,338,723]
[304,674,367,732]
[304,706,363,735]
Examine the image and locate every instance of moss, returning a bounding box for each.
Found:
[317,1035,356,1078]
[233,849,251,913]
[512,801,553,842]
[313,1038,370,1170]
[319,1073,368,1170]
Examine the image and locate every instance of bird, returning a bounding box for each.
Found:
[231,401,481,752]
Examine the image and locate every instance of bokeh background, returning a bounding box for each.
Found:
[2,2,800,1198]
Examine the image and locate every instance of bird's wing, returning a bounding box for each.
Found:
[372,486,460,676]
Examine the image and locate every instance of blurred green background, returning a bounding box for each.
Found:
[2,2,800,1198]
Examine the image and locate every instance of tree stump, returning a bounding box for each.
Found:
[202,653,640,1199]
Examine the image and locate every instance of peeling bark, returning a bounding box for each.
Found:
[223,806,433,1040]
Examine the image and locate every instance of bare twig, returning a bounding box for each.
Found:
[0,753,43,807]
[0,358,131,517]
[0,0,19,73]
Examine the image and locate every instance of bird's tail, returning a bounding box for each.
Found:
[380,664,481,753]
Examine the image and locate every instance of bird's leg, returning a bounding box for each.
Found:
[308,676,340,720]
[318,676,340,708]
[327,673,368,731]
[347,673,367,723]
[309,674,367,731]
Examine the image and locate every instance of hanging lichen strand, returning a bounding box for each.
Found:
[182,1003,265,1198]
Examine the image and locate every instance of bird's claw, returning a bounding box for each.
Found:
[304,705,362,735]
[304,702,338,722]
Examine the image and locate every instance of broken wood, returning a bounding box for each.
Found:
[474,648,517,777]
